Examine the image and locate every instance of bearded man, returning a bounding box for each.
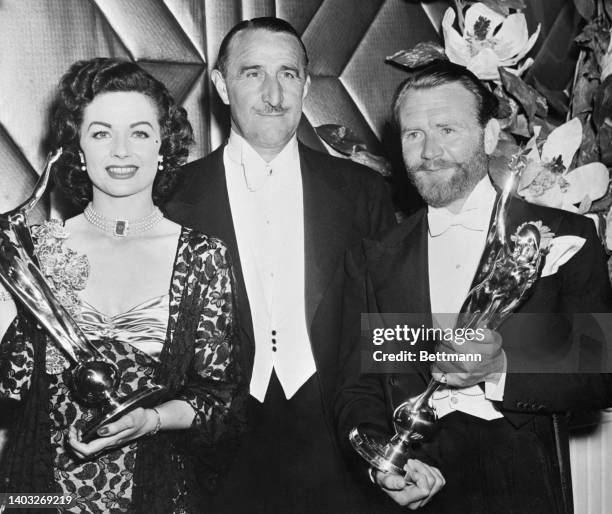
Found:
[335,61,612,513]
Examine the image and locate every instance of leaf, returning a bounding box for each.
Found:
[349,150,393,177]
[571,54,600,117]
[530,77,569,117]
[597,123,612,165]
[489,137,521,189]
[315,124,367,156]
[576,114,601,166]
[492,86,516,123]
[499,67,547,122]
[605,209,612,249]
[573,0,596,20]
[593,75,612,128]
[591,187,612,212]
[386,42,447,69]
[575,18,611,63]
[479,0,526,16]
[508,113,531,137]
[606,0,612,21]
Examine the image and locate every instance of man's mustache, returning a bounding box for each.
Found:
[257,104,288,114]
[408,160,457,173]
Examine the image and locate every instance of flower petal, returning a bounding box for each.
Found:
[560,199,579,212]
[517,129,544,189]
[514,57,534,77]
[564,162,610,204]
[492,13,529,62]
[520,184,564,209]
[466,48,502,80]
[541,118,582,168]
[442,8,471,65]
[464,3,505,37]
[511,24,541,63]
[517,158,543,190]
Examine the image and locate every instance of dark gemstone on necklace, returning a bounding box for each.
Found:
[114,220,128,237]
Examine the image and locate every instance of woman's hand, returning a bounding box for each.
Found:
[67,407,158,460]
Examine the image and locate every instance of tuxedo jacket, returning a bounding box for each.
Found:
[165,142,396,424]
[336,196,612,513]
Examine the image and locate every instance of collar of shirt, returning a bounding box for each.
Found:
[427,175,497,237]
[226,130,300,191]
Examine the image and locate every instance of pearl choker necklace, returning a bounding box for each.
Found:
[83,203,163,237]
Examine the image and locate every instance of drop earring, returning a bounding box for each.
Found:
[79,151,87,172]
[157,156,164,171]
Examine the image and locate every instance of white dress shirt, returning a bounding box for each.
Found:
[428,176,505,420]
[224,131,316,402]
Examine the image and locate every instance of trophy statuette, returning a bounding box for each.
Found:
[0,149,167,442]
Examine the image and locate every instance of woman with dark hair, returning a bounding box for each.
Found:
[0,58,244,513]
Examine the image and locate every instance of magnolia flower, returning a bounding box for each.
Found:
[601,29,612,81]
[518,118,609,212]
[442,2,540,81]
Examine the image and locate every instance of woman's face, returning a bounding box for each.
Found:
[79,91,162,202]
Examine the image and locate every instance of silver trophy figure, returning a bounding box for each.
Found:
[0,149,167,442]
[350,152,551,475]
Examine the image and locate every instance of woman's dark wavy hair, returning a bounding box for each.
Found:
[50,57,194,208]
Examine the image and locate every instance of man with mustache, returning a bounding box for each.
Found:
[336,61,612,513]
[166,16,444,513]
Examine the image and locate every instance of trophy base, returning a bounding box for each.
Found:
[81,384,168,443]
[349,427,406,475]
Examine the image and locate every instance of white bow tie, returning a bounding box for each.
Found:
[428,208,489,236]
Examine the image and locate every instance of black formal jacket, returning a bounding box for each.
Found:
[336,196,612,513]
[165,142,396,429]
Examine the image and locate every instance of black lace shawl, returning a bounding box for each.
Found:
[0,229,247,513]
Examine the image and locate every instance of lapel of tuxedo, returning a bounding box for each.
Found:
[370,210,433,380]
[300,144,352,333]
[188,147,256,371]
[374,211,431,314]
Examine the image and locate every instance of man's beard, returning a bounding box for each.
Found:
[405,146,488,208]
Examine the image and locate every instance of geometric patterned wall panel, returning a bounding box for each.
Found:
[302,0,446,154]
[0,0,445,219]
[0,0,564,220]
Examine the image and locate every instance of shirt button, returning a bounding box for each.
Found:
[272,347,277,352]
[450,397,458,405]
[271,330,277,336]
[455,264,461,269]
[272,338,277,345]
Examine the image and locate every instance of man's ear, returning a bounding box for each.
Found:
[211,69,230,105]
[484,118,500,155]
